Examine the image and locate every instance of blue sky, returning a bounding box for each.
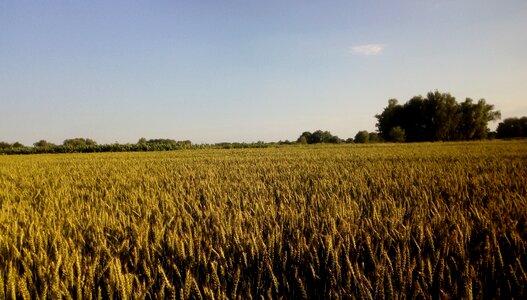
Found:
[1,1,526,145]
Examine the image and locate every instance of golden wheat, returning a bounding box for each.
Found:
[0,140,526,298]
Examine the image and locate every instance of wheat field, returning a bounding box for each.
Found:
[1,140,526,299]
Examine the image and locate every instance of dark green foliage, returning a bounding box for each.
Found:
[0,141,12,149]
[458,98,501,140]
[0,141,25,150]
[368,132,381,143]
[63,137,97,147]
[497,116,527,138]
[375,99,404,141]
[1,139,193,155]
[388,126,406,142]
[297,136,308,144]
[33,140,55,148]
[278,140,294,145]
[354,130,370,143]
[376,91,501,142]
[296,130,340,144]
[0,139,287,155]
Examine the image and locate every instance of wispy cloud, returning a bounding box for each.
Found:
[351,44,384,56]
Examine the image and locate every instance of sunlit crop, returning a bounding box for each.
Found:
[1,140,526,299]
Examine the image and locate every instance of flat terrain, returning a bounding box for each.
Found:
[1,141,526,299]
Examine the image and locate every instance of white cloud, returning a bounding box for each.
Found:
[351,44,384,56]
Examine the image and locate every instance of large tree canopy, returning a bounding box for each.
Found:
[376,91,500,142]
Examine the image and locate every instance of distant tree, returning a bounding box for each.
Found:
[0,142,11,149]
[138,137,147,144]
[345,138,354,144]
[145,138,178,145]
[296,130,340,144]
[375,91,500,142]
[297,136,308,144]
[425,91,460,141]
[487,131,497,140]
[309,131,325,144]
[63,138,97,147]
[12,142,24,148]
[34,140,55,148]
[458,98,501,140]
[401,96,429,142]
[496,116,527,138]
[368,132,381,143]
[387,126,406,143]
[354,131,370,143]
[375,99,404,141]
[297,132,311,144]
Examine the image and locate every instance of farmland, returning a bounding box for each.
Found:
[1,140,526,299]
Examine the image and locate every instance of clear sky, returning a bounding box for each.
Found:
[1,1,526,145]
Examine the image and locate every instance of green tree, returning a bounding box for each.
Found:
[0,142,11,149]
[375,99,403,141]
[34,140,55,148]
[296,132,311,144]
[426,91,460,141]
[63,138,97,147]
[297,136,308,144]
[375,91,500,142]
[387,126,406,142]
[497,116,527,138]
[354,131,369,143]
[296,130,340,144]
[459,98,501,140]
[368,132,381,143]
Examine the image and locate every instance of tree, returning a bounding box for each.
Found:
[459,98,501,140]
[368,132,381,143]
[375,91,500,142]
[354,131,369,143]
[497,116,527,138]
[309,131,325,144]
[63,138,97,147]
[387,126,406,143]
[0,142,11,150]
[297,132,311,144]
[34,140,55,148]
[425,91,460,141]
[376,99,404,141]
[296,130,340,144]
[297,136,308,144]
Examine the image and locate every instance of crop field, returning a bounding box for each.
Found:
[1,140,526,299]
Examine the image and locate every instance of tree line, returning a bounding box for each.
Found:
[295,130,382,144]
[1,90,525,154]
[0,138,194,155]
[0,138,298,155]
